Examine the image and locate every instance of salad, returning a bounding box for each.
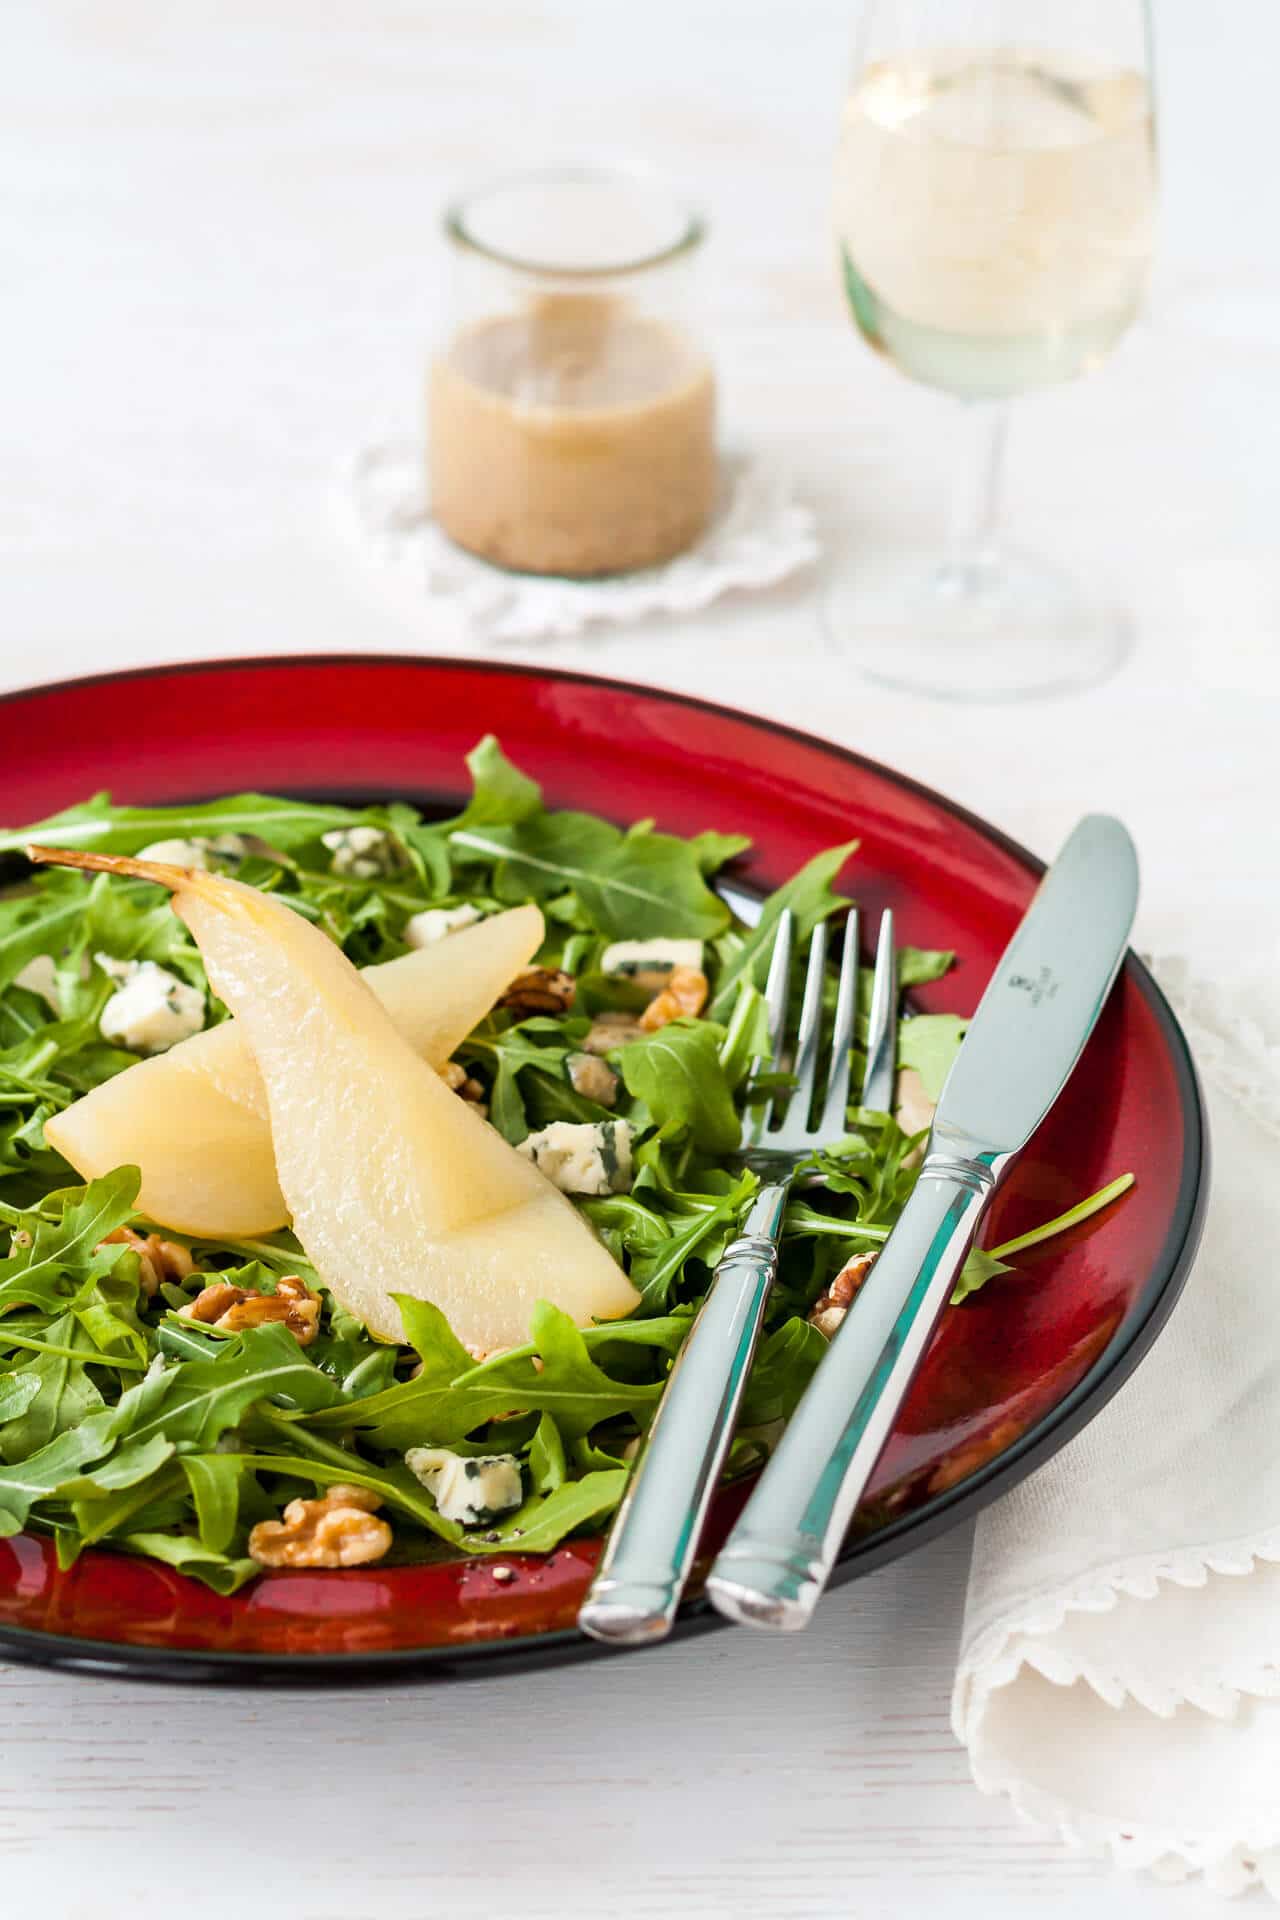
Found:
[0,738,1129,1592]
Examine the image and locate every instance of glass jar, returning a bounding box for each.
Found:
[429,166,716,578]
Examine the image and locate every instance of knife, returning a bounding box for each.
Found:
[705,813,1139,1631]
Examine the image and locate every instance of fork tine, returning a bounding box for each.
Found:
[788,922,828,1130]
[860,909,898,1113]
[742,908,795,1146]
[818,908,859,1137]
[763,908,794,1065]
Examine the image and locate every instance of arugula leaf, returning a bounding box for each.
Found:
[451,814,731,940]
[899,946,955,988]
[898,1013,969,1101]
[717,983,773,1090]
[951,1172,1137,1304]
[127,1322,343,1449]
[449,735,544,829]
[487,1470,627,1553]
[460,1017,580,1143]
[218,1449,466,1543]
[0,1371,40,1425]
[737,1317,827,1427]
[615,1021,740,1155]
[708,841,858,1021]
[68,1458,187,1547]
[307,1304,686,1451]
[590,1168,757,1314]
[527,1413,566,1494]
[0,1397,131,1529]
[72,1269,152,1369]
[0,793,374,858]
[394,1295,476,1381]
[0,1312,106,1458]
[951,1246,1013,1304]
[520,1066,615,1135]
[688,829,753,875]
[119,1532,260,1594]
[181,1453,246,1555]
[55,1432,177,1503]
[0,1168,141,1318]
[0,896,88,995]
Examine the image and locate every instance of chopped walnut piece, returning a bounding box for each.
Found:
[498,966,576,1015]
[582,1012,645,1055]
[98,1225,196,1300]
[179,1272,321,1345]
[438,1058,488,1109]
[566,1051,619,1107]
[808,1252,878,1339]
[248,1484,392,1568]
[639,965,709,1032]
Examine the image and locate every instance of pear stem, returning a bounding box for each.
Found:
[25,844,191,889]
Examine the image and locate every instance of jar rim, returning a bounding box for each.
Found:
[443,165,706,279]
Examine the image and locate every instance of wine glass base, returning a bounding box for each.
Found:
[823,544,1131,702]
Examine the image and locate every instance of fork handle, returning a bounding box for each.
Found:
[705,1148,1006,1631]
[577,1180,791,1646]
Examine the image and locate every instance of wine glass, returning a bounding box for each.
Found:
[830,0,1157,699]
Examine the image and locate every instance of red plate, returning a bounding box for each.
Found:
[0,658,1205,1681]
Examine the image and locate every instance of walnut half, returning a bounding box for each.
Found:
[497,967,576,1015]
[248,1484,392,1568]
[180,1272,321,1345]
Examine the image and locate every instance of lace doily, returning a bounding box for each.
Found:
[335,442,819,643]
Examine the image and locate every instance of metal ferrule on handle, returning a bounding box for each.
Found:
[705,1135,1009,1631]
[577,1181,791,1646]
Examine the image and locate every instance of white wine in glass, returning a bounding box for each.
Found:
[831,4,1157,699]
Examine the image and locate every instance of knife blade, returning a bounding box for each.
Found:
[705,813,1139,1631]
[931,813,1139,1156]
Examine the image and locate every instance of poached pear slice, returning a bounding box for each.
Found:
[28,848,640,1353]
[44,905,544,1238]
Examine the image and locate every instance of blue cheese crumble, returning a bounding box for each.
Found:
[137,834,251,869]
[600,937,703,988]
[404,1447,524,1527]
[95,954,206,1055]
[321,826,402,880]
[517,1119,634,1196]
[404,903,483,948]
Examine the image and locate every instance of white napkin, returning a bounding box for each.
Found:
[953,956,1280,1897]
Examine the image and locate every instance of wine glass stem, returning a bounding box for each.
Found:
[942,404,1010,595]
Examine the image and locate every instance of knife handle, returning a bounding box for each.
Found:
[706,1146,1005,1631]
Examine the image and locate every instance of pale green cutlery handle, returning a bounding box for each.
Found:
[578,1181,790,1646]
[706,1150,1002,1630]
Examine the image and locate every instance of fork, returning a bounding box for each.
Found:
[577,903,898,1646]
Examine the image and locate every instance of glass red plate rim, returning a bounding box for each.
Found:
[0,655,1207,1684]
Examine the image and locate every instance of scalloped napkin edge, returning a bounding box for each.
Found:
[952,952,1280,1898]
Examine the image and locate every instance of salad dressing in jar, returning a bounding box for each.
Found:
[429,170,717,578]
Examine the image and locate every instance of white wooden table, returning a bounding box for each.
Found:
[2,4,1273,1913]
